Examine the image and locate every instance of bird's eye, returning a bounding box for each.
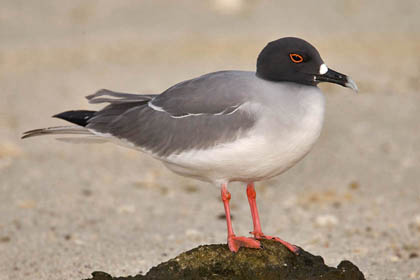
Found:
[289,53,304,63]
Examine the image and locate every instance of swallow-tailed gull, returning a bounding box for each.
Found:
[23,37,357,253]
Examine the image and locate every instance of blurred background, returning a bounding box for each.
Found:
[1,1,419,279]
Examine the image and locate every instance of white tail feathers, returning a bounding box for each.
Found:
[55,136,109,144]
[21,126,93,139]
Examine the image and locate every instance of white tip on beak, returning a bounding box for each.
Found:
[345,76,358,93]
[319,64,328,75]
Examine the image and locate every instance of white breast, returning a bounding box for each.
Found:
[161,84,325,185]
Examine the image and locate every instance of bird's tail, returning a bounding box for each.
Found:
[21,125,94,139]
[21,109,97,140]
[21,89,155,141]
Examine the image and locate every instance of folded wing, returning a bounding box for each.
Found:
[87,72,257,157]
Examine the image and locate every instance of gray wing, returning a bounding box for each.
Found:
[151,71,252,117]
[86,71,257,157]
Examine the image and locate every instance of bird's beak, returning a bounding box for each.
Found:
[315,68,358,93]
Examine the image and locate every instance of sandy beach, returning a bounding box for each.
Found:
[1,1,420,279]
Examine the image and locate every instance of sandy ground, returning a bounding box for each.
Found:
[1,1,420,279]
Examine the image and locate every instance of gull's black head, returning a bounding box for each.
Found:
[256,37,357,91]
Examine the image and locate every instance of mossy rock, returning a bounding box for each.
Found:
[86,239,365,280]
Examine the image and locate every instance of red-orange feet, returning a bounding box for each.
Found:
[228,235,261,252]
[252,232,299,254]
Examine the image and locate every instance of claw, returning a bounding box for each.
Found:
[228,235,261,252]
[254,233,299,254]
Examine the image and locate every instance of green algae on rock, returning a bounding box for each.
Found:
[85,239,365,280]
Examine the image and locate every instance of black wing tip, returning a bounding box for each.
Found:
[53,110,96,127]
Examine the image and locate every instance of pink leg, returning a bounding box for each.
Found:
[221,183,261,252]
[246,182,299,254]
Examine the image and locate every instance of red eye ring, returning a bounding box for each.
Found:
[289,53,304,63]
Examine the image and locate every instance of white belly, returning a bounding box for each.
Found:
[161,90,325,185]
